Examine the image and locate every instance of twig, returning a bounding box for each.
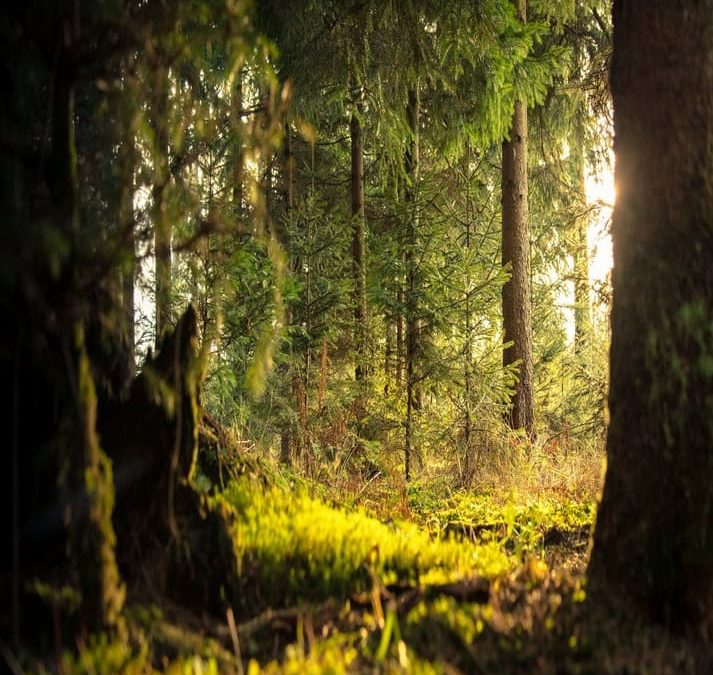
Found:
[356,470,382,499]
[226,607,244,675]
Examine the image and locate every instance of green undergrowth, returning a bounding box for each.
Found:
[31,466,706,674]
[214,477,512,610]
[407,481,595,556]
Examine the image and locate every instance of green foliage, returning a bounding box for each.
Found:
[409,485,595,558]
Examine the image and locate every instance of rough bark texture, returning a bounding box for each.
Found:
[350,112,368,386]
[589,0,713,638]
[501,2,534,438]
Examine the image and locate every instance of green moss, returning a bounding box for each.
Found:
[409,488,594,557]
[74,324,125,631]
[213,478,511,608]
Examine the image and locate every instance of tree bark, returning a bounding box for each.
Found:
[589,0,713,637]
[232,71,244,211]
[572,17,591,355]
[404,86,420,482]
[462,149,474,482]
[119,114,136,379]
[350,112,368,387]
[396,285,405,384]
[501,0,534,437]
[52,2,125,631]
[572,133,590,355]
[152,62,172,341]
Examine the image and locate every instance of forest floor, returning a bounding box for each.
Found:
[23,443,713,674]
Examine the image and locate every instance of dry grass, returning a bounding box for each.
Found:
[469,432,606,503]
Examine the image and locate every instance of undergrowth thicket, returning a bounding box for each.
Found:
[26,436,713,674]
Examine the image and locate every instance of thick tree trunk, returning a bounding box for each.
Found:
[350,112,368,387]
[501,0,534,438]
[589,0,713,637]
[152,62,172,342]
[52,5,125,631]
[404,86,420,482]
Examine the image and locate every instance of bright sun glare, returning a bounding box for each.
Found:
[585,166,615,283]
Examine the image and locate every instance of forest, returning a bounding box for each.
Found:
[2,0,713,672]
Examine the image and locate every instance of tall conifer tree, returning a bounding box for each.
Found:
[502,0,535,437]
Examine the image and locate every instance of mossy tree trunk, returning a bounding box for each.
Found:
[501,0,534,438]
[50,3,125,632]
[71,329,126,631]
[589,0,713,637]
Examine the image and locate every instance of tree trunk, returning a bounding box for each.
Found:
[232,71,244,211]
[350,112,368,388]
[404,86,420,482]
[572,148,590,353]
[572,25,591,355]
[152,62,172,341]
[463,150,474,483]
[396,285,405,384]
[501,0,534,437]
[119,116,136,379]
[280,122,295,465]
[589,0,713,637]
[71,329,126,632]
[52,5,125,631]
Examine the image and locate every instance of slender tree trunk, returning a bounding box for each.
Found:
[501,0,534,437]
[572,37,591,354]
[119,115,136,379]
[463,151,474,482]
[350,112,368,388]
[572,157,590,353]
[384,318,394,392]
[404,86,420,482]
[280,122,295,465]
[589,0,713,636]
[284,122,294,213]
[396,285,405,383]
[152,62,171,341]
[232,71,244,211]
